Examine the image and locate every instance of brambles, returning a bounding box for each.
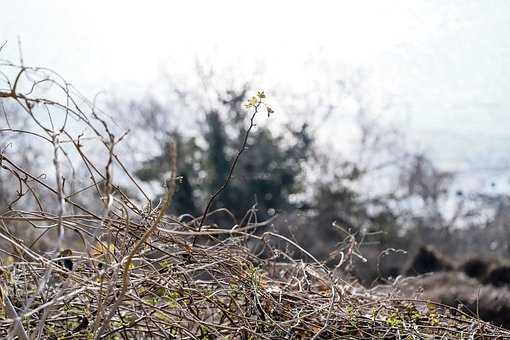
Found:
[1,60,510,338]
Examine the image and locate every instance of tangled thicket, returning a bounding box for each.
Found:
[1,62,510,339]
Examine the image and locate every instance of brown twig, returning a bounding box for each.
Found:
[95,142,177,338]
[193,96,264,246]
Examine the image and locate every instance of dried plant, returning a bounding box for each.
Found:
[0,60,509,339]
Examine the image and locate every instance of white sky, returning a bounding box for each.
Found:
[2,0,510,190]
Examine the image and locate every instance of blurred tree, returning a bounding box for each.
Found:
[133,88,313,224]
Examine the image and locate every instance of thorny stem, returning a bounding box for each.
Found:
[95,142,177,339]
[193,99,262,246]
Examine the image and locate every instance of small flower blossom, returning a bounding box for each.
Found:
[245,96,259,108]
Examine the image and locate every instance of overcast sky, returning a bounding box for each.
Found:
[2,1,510,190]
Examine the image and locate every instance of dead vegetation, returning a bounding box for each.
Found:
[1,62,510,339]
[3,240,510,339]
[393,271,510,331]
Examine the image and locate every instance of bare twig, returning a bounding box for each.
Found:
[95,142,177,339]
[193,94,266,245]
